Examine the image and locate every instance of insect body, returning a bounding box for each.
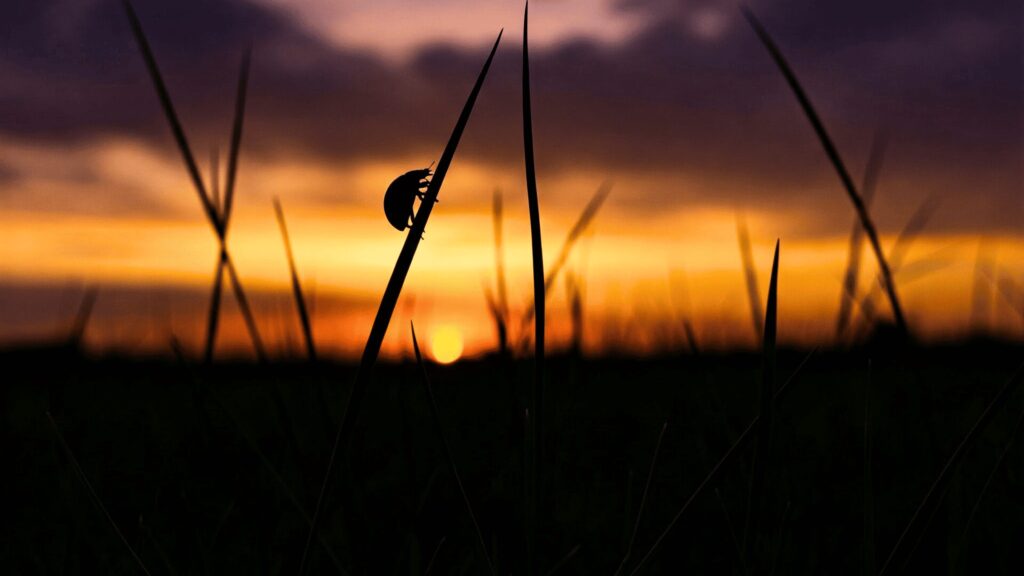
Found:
[383,168,434,232]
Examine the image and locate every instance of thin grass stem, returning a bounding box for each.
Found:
[298,31,502,574]
[627,347,817,575]
[47,411,153,576]
[614,421,669,576]
[741,7,907,335]
[411,322,495,575]
[274,197,317,361]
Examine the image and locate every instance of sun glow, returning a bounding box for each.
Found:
[430,325,464,364]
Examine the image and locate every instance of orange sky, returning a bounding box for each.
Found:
[0,150,1020,358]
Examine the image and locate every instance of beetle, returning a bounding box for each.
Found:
[383,167,435,232]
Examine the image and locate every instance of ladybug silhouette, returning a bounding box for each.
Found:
[384,167,434,232]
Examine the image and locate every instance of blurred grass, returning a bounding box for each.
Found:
[4,343,1023,574]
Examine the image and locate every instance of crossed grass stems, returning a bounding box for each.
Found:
[92,1,1024,574]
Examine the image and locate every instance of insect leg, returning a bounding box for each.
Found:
[416,191,439,203]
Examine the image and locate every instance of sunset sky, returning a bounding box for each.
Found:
[0,0,1020,359]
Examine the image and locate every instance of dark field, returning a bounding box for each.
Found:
[4,341,1023,575]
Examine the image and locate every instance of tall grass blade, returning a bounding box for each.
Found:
[68,287,98,346]
[741,6,906,335]
[879,362,1024,575]
[543,181,611,295]
[883,196,938,274]
[566,273,585,356]
[851,196,938,337]
[969,241,993,332]
[203,257,225,363]
[737,213,763,341]
[742,239,779,570]
[224,252,267,362]
[483,282,508,355]
[518,182,612,344]
[423,536,447,576]
[835,130,887,341]
[222,48,251,233]
[628,347,817,575]
[170,356,348,573]
[954,400,1024,560]
[682,318,701,356]
[212,50,263,360]
[274,197,317,361]
[203,147,223,366]
[122,0,217,230]
[203,245,267,363]
[298,30,503,574]
[47,411,153,576]
[492,188,510,354]
[210,148,221,214]
[125,2,265,361]
[214,395,348,574]
[545,544,581,576]
[614,421,669,576]
[522,3,545,572]
[137,516,177,576]
[669,270,701,355]
[993,273,1024,323]
[411,323,495,575]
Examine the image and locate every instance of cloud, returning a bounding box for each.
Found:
[0,0,1019,233]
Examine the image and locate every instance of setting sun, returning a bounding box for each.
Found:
[430,325,464,364]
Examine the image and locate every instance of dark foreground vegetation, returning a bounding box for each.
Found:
[3,340,1023,575]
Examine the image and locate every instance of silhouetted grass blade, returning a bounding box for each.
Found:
[223,48,251,233]
[969,241,994,332]
[737,213,763,341]
[682,318,700,355]
[47,411,153,576]
[483,282,508,355]
[298,29,503,575]
[742,239,779,570]
[274,197,317,361]
[204,146,224,365]
[994,274,1024,322]
[544,181,611,294]
[411,322,495,575]
[518,182,611,343]
[954,401,1024,560]
[614,421,669,576]
[210,147,221,214]
[169,358,348,573]
[566,273,584,356]
[886,196,939,273]
[203,256,225,363]
[546,544,582,576]
[764,240,779,374]
[125,0,265,362]
[879,362,1024,574]
[852,196,938,337]
[628,347,817,575]
[68,287,98,346]
[224,253,267,363]
[424,536,447,576]
[741,6,906,336]
[492,188,509,354]
[836,129,887,341]
[523,3,545,572]
[122,0,218,230]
